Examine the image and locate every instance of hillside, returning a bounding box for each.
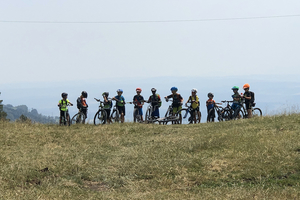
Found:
[0,115,300,199]
[3,104,58,123]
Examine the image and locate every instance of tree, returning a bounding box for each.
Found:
[0,92,7,120]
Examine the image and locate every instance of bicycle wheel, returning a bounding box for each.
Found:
[133,108,142,123]
[111,109,120,123]
[94,109,107,125]
[145,108,152,123]
[252,108,262,117]
[207,108,216,122]
[71,112,86,124]
[221,107,232,121]
[176,108,190,124]
[234,109,244,120]
[216,108,223,122]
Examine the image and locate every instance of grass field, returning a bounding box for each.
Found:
[1,114,300,199]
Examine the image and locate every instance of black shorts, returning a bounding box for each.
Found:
[105,109,111,118]
[245,103,253,110]
[60,110,69,118]
[117,106,125,116]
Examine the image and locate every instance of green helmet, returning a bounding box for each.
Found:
[232,86,239,90]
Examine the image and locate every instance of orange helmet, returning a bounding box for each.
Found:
[243,83,250,89]
[136,87,142,92]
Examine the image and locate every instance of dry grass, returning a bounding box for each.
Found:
[1,114,300,199]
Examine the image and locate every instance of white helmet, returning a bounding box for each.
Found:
[191,88,197,93]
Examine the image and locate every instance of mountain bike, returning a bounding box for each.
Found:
[219,100,244,121]
[128,100,145,123]
[71,107,87,125]
[93,98,108,125]
[240,101,262,118]
[207,103,223,122]
[58,104,72,126]
[178,103,201,124]
[162,100,181,124]
[145,101,160,123]
[110,99,124,123]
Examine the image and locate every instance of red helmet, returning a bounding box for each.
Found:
[243,83,250,89]
[136,87,142,92]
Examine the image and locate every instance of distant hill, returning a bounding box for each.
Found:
[3,104,59,124]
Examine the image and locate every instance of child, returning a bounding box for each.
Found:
[231,86,242,118]
[58,92,73,125]
[185,88,201,123]
[147,88,162,118]
[76,91,88,123]
[133,88,144,122]
[96,92,112,123]
[242,83,255,118]
[112,89,126,123]
[165,87,183,124]
[206,93,217,122]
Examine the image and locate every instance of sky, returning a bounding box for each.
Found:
[0,0,300,120]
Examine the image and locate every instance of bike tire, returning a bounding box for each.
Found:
[252,108,262,117]
[176,108,189,124]
[234,109,244,120]
[207,108,215,122]
[71,112,86,125]
[111,109,120,123]
[133,108,142,123]
[221,107,232,121]
[145,108,152,123]
[94,109,107,125]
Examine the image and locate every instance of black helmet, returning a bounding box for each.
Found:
[151,88,157,92]
[61,92,68,98]
[81,91,88,98]
[102,92,109,97]
[207,92,214,98]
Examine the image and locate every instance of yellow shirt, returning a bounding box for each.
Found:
[189,95,199,109]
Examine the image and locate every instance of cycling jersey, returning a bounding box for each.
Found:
[188,95,199,109]
[59,99,71,111]
[243,91,255,104]
[167,93,183,107]
[232,93,242,104]
[206,99,216,110]
[133,95,144,108]
[77,97,88,109]
[148,94,161,107]
[114,95,125,107]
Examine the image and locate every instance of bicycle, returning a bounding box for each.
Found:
[58,104,72,126]
[128,100,145,123]
[162,100,181,125]
[178,102,201,124]
[145,101,160,124]
[110,99,124,123]
[71,107,87,125]
[240,101,262,118]
[93,98,108,125]
[219,100,244,121]
[207,103,223,122]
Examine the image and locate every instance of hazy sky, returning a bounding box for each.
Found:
[1,1,300,120]
[1,0,300,85]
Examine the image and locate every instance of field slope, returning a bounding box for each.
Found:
[1,114,300,199]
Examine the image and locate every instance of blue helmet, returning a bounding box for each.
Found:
[117,89,123,93]
[170,87,178,92]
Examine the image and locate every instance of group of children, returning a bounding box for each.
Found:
[57,83,255,124]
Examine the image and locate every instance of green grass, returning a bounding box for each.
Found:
[1,114,300,199]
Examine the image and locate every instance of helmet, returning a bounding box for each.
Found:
[243,83,250,89]
[61,92,68,98]
[117,89,123,93]
[102,92,109,97]
[170,87,178,92]
[136,87,142,92]
[208,92,214,97]
[151,88,157,92]
[191,88,197,93]
[81,91,88,98]
[232,86,239,90]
